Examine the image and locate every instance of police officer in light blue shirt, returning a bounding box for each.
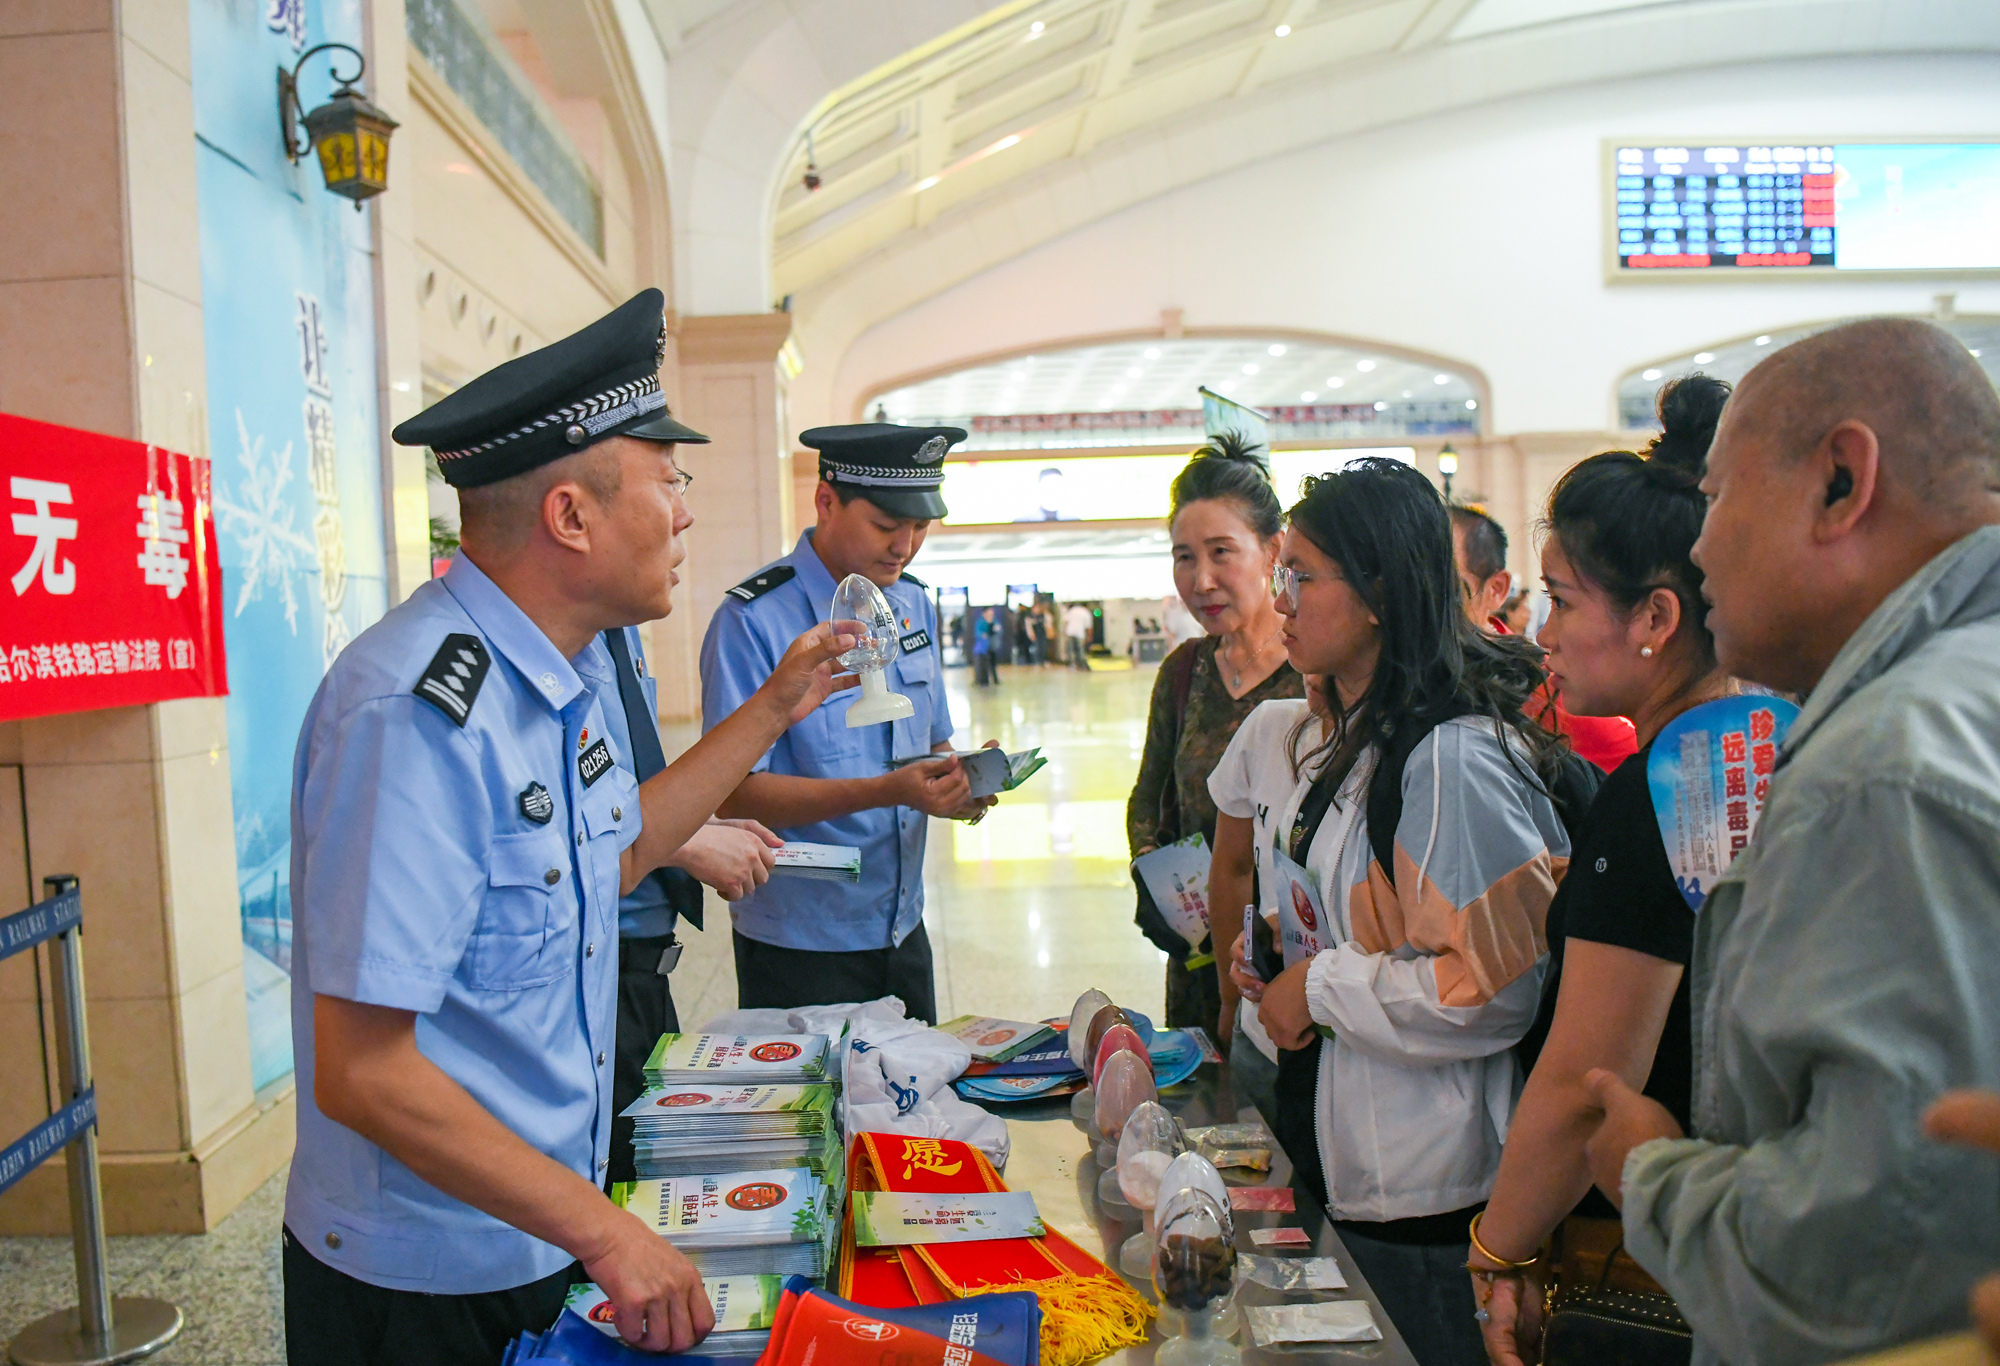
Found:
[284,290,853,1366]
[699,424,998,1024]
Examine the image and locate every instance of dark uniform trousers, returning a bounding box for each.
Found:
[607,934,681,1185]
[283,1228,576,1366]
[731,922,939,1025]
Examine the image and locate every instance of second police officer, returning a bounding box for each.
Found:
[699,424,999,1023]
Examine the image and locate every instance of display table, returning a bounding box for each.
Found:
[989,1055,1419,1365]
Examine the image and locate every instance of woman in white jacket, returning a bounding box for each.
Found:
[1218,458,1571,1366]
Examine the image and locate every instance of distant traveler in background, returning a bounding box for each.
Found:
[972,606,999,687]
[1449,501,1513,626]
[1063,601,1092,668]
[1500,590,1533,636]
[1467,376,1734,1366]
[1163,594,1200,651]
[1452,501,1637,772]
[1584,319,2000,1366]
[1127,434,1301,1043]
[1226,458,1570,1366]
[1028,604,1050,664]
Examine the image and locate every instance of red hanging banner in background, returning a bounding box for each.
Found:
[2,413,228,721]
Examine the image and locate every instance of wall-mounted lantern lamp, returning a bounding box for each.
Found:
[279,42,398,209]
[1437,444,1459,500]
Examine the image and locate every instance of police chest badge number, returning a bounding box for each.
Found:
[519,782,554,825]
[414,634,490,727]
[578,737,614,787]
[899,629,931,654]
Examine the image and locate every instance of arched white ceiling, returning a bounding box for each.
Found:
[654,0,995,313]
[657,0,2000,421]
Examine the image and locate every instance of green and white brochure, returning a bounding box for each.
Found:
[850,1191,1045,1247]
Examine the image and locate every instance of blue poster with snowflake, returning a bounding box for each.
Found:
[192,0,389,1089]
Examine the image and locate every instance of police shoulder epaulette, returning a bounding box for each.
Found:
[899,570,928,589]
[726,565,796,602]
[414,633,491,727]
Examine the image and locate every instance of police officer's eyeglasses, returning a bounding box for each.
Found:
[668,468,695,497]
[1271,564,1311,610]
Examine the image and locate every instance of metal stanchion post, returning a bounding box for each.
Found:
[9,876,182,1366]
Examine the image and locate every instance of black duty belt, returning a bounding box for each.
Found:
[619,934,683,976]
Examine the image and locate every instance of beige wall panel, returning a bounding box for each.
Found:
[0,26,123,284]
[120,31,202,308]
[158,746,243,999]
[406,98,619,366]
[177,962,255,1145]
[85,994,182,1152]
[0,277,135,437]
[20,750,170,1005]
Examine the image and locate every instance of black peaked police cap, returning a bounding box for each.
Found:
[802,422,964,520]
[393,288,708,489]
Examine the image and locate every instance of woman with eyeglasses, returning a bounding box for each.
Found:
[1216,458,1570,1366]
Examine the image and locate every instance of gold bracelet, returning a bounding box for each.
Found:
[1467,1211,1542,1272]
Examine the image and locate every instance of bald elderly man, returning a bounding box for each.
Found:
[1581,318,2000,1365]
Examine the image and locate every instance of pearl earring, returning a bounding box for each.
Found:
[1640,645,1654,658]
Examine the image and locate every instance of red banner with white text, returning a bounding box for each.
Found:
[2,413,228,720]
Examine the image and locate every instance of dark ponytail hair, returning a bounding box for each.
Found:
[1169,431,1283,541]
[1543,373,1728,668]
[1284,457,1558,784]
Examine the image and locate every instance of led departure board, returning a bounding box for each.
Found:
[1611,142,2000,274]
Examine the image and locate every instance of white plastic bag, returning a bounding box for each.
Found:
[704,997,1010,1168]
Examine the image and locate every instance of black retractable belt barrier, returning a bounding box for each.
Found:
[3,877,182,1366]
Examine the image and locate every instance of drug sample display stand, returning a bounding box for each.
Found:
[994,1050,1420,1366]
[3,877,183,1366]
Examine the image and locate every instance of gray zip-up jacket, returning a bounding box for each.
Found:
[1623,526,2000,1365]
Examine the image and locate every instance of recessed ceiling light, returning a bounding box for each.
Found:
[1026,20,1044,38]
[1465,399,1478,410]
[1973,348,1984,357]
[1268,343,1286,356]
[1693,351,1715,364]
[1274,23,1291,36]
[915,175,939,192]
[1300,391,1317,402]
[1326,377,1344,389]
[1642,368,1662,381]
[1142,347,1162,360]
[1433,373,1450,385]
[1754,335,1772,345]
[986,134,1022,155]
[1373,400,1388,411]
[1125,366,1142,378]
[1242,363,1259,375]
[1355,359,1376,372]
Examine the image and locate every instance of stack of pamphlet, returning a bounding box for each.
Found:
[938,1014,1056,1063]
[613,1169,835,1279]
[560,1278,785,1358]
[622,1083,839,1180]
[642,1033,833,1089]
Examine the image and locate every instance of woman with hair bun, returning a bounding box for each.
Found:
[1466,375,1736,1366]
[1127,434,1302,1052]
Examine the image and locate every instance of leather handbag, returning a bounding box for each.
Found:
[1539,1217,1691,1366]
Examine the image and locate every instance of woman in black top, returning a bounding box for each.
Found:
[1468,376,1736,1366]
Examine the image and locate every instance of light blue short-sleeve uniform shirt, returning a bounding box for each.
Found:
[698,530,953,952]
[284,555,641,1294]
